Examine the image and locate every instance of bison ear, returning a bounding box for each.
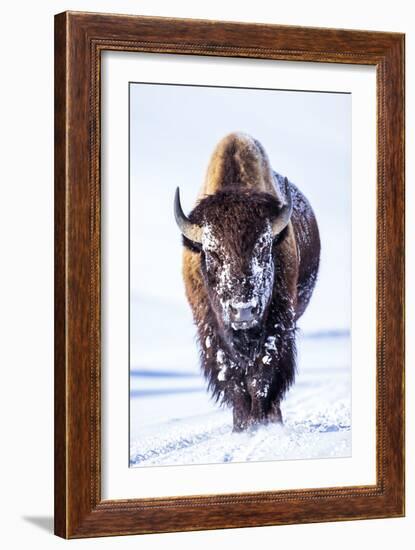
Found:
[174,187,203,245]
[271,177,292,237]
[182,234,203,253]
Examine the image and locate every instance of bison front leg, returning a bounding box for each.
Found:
[247,376,267,425]
[247,373,283,426]
[229,386,251,432]
[268,401,283,424]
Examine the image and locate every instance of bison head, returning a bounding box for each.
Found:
[175,182,292,342]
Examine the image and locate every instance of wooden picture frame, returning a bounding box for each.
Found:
[54,11,405,538]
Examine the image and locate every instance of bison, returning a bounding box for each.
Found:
[174,132,320,431]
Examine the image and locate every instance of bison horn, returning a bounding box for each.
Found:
[174,187,203,244]
[272,177,293,237]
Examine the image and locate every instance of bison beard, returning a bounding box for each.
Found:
[200,263,297,431]
[175,133,320,432]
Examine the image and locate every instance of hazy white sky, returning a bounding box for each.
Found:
[129,82,351,354]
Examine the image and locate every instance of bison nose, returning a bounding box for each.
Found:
[229,303,258,323]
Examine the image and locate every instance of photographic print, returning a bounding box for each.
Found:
[129,82,351,468]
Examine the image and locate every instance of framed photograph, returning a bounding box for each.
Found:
[54,11,405,538]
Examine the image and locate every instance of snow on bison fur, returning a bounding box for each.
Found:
[174,132,320,431]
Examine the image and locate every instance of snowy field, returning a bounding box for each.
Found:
[130,331,351,467]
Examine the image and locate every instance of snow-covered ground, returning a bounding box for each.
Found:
[130,332,351,467]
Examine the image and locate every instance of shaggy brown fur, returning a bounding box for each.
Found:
[179,132,320,431]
